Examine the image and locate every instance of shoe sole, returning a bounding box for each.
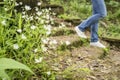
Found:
[90,44,106,48]
[75,27,87,38]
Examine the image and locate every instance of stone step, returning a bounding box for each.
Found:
[49,34,90,51]
[51,27,90,37]
[50,27,76,36]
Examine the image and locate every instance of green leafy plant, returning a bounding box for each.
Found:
[0,0,55,79]
[0,58,34,80]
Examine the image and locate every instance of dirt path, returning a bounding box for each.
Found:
[44,21,120,80]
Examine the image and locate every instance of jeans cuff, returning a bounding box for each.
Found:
[91,39,98,42]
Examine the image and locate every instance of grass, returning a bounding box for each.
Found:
[50,0,91,19]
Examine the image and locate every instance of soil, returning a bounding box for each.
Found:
[44,20,120,80]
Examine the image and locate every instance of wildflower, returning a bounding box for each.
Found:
[15,2,19,6]
[22,11,26,15]
[21,34,27,40]
[29,16,33,21]
[50,17,54,21]
[60,41,64,44]
[25,5,31,11]
[35,16,39,20]
[37,2,42,6]
[53,40,57,44]
[59,25,63,29]
[35,57,43,63]
[41,45,47,52]
[65,41,71,45]
[14,9,17,13]
[42,38,49,44]
[45,20,50,24]
[49,40,57,45]
[59,23,66,28]
[22,15,26,18]
[46,71,51,75]
[13,44,19,49]
[46,30,51,35]
[1,20,6,26]
[17,29,22,33]
[40,20,44,24]
[45,9,49,13]
[36,11,42,16]
[34,48,38,53]
[46,14,50,20]
[61,23,66,27]
[49,8,51,11]
[19,2,23,5]
[52,12,56,16]
[30,25,36,30]
[35,7,39,11]
[44,25,52,31]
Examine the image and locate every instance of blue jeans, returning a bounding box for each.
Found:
[78,0,107,42]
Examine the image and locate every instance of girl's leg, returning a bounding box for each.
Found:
[78,0,107,32]
[90,0,107,48]
[91,21,99,42]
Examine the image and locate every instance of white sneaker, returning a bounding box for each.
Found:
[75,26,87,38]
[90,41,106,48]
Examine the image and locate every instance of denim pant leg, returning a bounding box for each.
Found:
[91,21,99,42]
[78,0,107,42]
